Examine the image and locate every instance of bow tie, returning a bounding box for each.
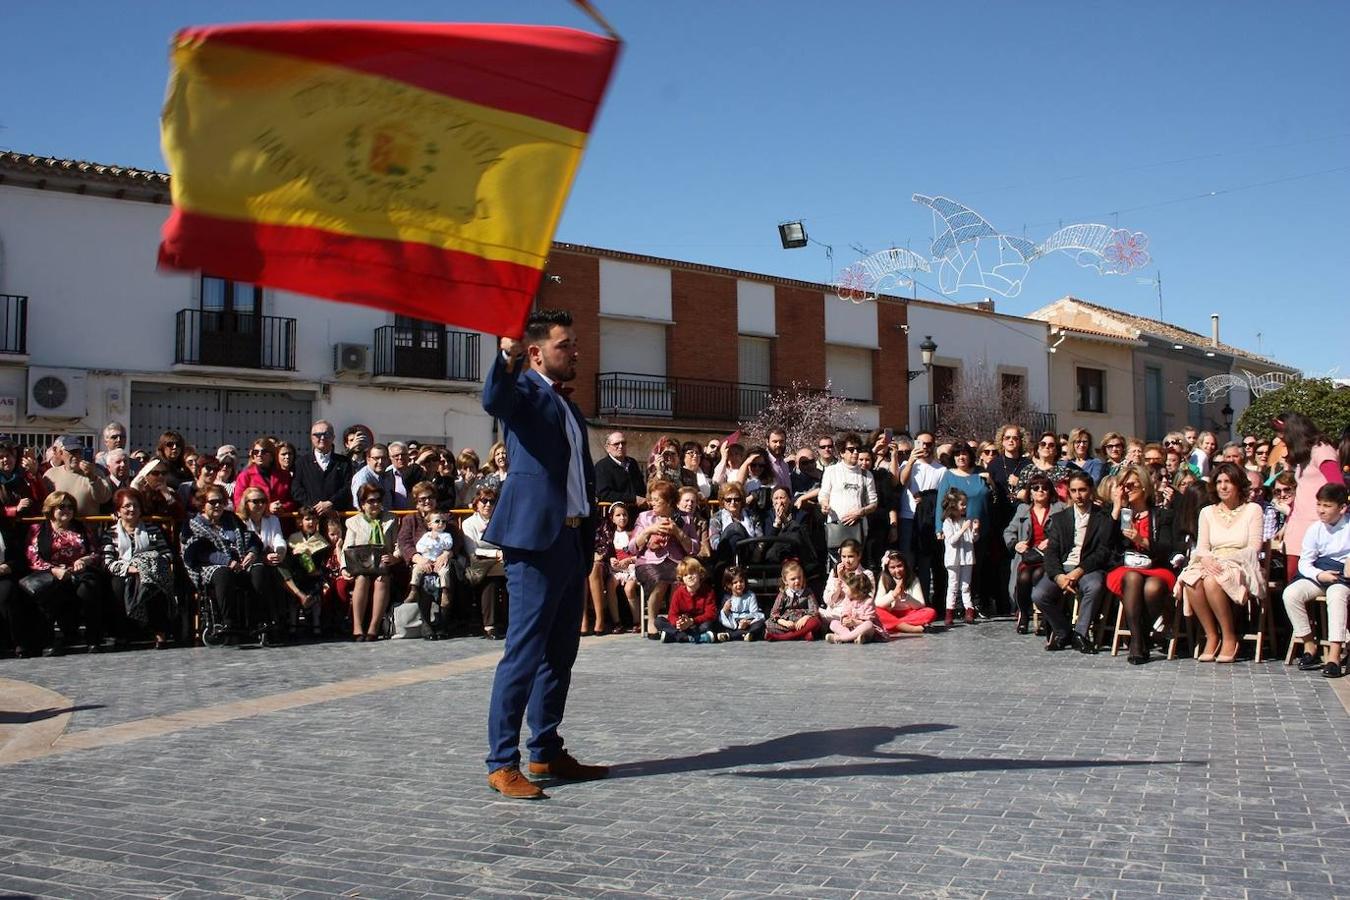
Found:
[552,382,575,399]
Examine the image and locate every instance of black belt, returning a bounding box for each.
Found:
[563,516,584,528]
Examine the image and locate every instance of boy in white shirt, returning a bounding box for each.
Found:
[1284,483,1350,678]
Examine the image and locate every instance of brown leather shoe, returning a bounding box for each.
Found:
[527,751,609,781]
[487,766,546,800]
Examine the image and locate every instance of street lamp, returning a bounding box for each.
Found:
[907,335,938,382]
[1221,402,1234,436]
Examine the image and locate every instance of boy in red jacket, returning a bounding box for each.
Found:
[655,558,726,643]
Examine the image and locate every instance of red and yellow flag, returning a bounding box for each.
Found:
[158,21,619,336]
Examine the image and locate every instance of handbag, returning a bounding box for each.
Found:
[1122,550,1153,569]
[825,520,862,549]
[391,601,425,639]
[1020,547,1044,565]
[343,546,386,576]
[19,570,56,597]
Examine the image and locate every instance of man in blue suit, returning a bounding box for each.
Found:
[482,308,606,800]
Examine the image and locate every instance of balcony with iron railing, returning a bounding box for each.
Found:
[596,372,826,422]
[372,326,481,381]
[0,294,28,355]
[174,308,297,371]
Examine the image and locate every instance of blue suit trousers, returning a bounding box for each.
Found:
[485,524,586,772]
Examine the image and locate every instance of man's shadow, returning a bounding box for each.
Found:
[595,724,1199,782]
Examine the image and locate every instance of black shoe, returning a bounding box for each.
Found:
[1035,624,1049,638]
[1324,661,1344,678]
[423,631,442,641]
[1127,653,1150,665]
[1015,621,1030,635]
[1070,631,1096,654]
[87,642,104,654]
[1296,652,1323,671]
[43,640,68,658]
[1045,633,1070,652]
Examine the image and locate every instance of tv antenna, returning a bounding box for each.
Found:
[1136,270,1163,319]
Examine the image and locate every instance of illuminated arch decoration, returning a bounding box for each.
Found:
[1185,369,1323,403]
[831,193,1151,303]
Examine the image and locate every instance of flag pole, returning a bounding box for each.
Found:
[572,0,621,40]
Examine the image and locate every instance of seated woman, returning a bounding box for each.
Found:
[26,491,110,655]
[765,559,821,641]
[399,483,453,639]
[1105,464,1177,665]
[1099,432,1128,477]
[741,446,776,512]
[343,483,398,641]
[237,486,304,640]
[633,479,699,637]
[101,488,177,649]
[1003,474,1064,635]
[709,482,762,566]
[1175,462,1264,662]
[1066,428,1105,485]
[234,438,296,516]
[153,430,193,489]
[286,505,335,637]
[873,550,937,635]
[460,486,508,639]
[182,484,262,644]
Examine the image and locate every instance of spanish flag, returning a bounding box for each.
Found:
[158,21,619,337]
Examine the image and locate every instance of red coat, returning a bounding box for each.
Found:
[666,582,718,626]
[233,465,296,513]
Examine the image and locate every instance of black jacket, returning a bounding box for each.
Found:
[1043,505,1117,579]
[292,451,355,512]
[594,454,646,506]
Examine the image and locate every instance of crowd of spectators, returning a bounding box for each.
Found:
[0,413,1347,679]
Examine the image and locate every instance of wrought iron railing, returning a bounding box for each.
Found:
[919,403,1057,438]
[596,373,804,421]
[175,308,297,371]
[372,326,481,381]
[0,294,28,354]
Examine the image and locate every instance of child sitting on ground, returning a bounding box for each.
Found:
[874,550,938,634]
[765,560,821,641]
[719,565,765,641]
[824,571,883,644]
[656,557,724,643]
[822,538,876,610]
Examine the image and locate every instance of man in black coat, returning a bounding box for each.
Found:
[292,419,354,514]
[593,431,647,509]
[1032,471,1115,652]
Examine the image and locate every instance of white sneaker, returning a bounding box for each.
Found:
[743,633,753,642]
[715,632,730,643]
[825,634,838,643]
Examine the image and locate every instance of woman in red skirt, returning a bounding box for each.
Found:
[874,551,938,634]
[1105,464,1178,665]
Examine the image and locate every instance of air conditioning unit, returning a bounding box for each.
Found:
[334,343,368,375]
[27,367,88,418]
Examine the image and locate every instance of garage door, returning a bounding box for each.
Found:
[131,383,313,453]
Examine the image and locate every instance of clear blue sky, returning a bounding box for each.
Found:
[3,1,1347,372]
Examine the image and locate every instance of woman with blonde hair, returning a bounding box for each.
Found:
[480,441,509,494]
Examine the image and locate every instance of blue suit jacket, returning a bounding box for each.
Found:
[481,352,596,554]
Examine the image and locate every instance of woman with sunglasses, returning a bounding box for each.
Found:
[1105,464,1177,665]
[1013,431,1075,505]
[342,484,398,641]
[24,491,110,655]
[234,437,297,517]
[460,487,508,639]
[183,484,265,645]
[153,431,193,489]
[1003,473,1065,634]
[238,485,303,640]
[1099,432,1128,477]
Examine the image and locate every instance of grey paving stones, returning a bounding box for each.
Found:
[1,626,1348,898]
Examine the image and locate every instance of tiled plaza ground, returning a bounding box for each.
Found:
[1,622,1348,899]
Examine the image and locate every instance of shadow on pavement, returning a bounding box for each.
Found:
[0,704,105,724]
[603,724,1201,781]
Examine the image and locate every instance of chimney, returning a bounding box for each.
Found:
[1210,314,1220,348]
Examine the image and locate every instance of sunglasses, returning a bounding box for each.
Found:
[1029,484,1049,492]
[1039,441,1057,448]
[818,444,834,450]
[980,449,996,455]
[724,496,744,503]
[1105,443,1124,450]
[842,446,860,453]
[250,449,268,456]
[163,441,181,449]
[204,498,225,507]
[312,431,333,439]
[477,498,496,506]
[247,498,267,505]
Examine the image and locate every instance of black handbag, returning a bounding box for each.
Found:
[343,546,387,576]
[19,570,56,597]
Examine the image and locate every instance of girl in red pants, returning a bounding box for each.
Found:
[765,560,821,641]
[874,550,938,635]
